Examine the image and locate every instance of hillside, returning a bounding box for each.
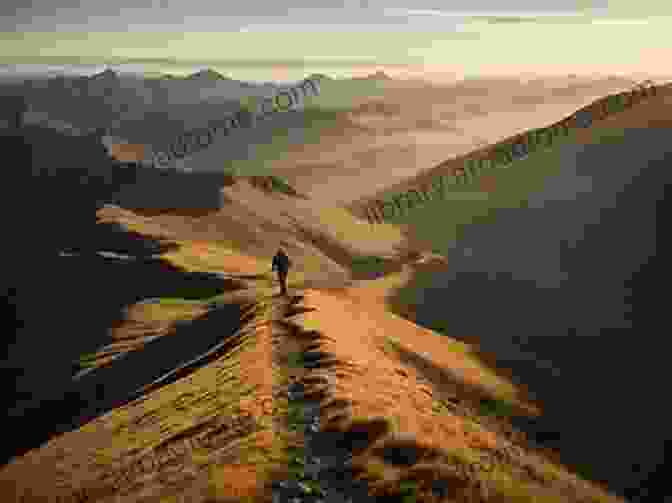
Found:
[349,81,671,217]
[0,201,626,503]
[349,79,672,501]
[3,75,667,503]
[269,75,643,206]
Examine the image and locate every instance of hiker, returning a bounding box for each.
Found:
[272,248,292,296]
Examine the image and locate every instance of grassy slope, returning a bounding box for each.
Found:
[284,288,624,503]
[0,229,293,501]
[1,80,658,503]
[374,84,672,313]
[1,186,625,503]
[351,83,667,218]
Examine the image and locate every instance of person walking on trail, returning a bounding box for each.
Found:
[272,248,292,296]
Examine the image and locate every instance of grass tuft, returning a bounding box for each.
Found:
[268,175,300,196]
[77,352,99,363]
[478,397,518,418]
[285,351,304,368]
[383,336,403,354]
[286,401,305,431]
[350,255,389,275]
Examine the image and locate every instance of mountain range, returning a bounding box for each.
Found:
[1,68,328,149]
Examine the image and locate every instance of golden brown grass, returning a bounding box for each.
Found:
[280,289,626,503]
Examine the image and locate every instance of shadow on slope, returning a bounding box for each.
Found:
[392,126,672,502]
[45,302,244,446]
[108,167,237,213]
[3,118,239,255]
[3,123,149,259]
[2,219,246,467]
[68,218,179,256]
[390,343,536,419]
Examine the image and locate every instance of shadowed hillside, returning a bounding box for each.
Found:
[382,84,672,503]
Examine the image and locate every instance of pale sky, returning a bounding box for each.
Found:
[1,1,671,81]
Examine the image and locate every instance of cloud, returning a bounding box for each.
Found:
[236,21,477,35]
[483,16,583,24]
[383,7,604,26]
[383,8,589,20]
[588,18,658,25]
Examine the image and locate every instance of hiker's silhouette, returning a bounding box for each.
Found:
[272,248,292,296]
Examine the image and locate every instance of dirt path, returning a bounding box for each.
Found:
[259,287,627,503]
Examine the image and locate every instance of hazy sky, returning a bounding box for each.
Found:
[1,1,671,81]
[0,0,618,31]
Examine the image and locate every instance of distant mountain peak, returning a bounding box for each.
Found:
[352,71,392,81]
[371,71,392,80]
[187,68,229,81]
[89,68,119,81]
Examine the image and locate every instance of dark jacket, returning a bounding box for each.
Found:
[272,250,291,274]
